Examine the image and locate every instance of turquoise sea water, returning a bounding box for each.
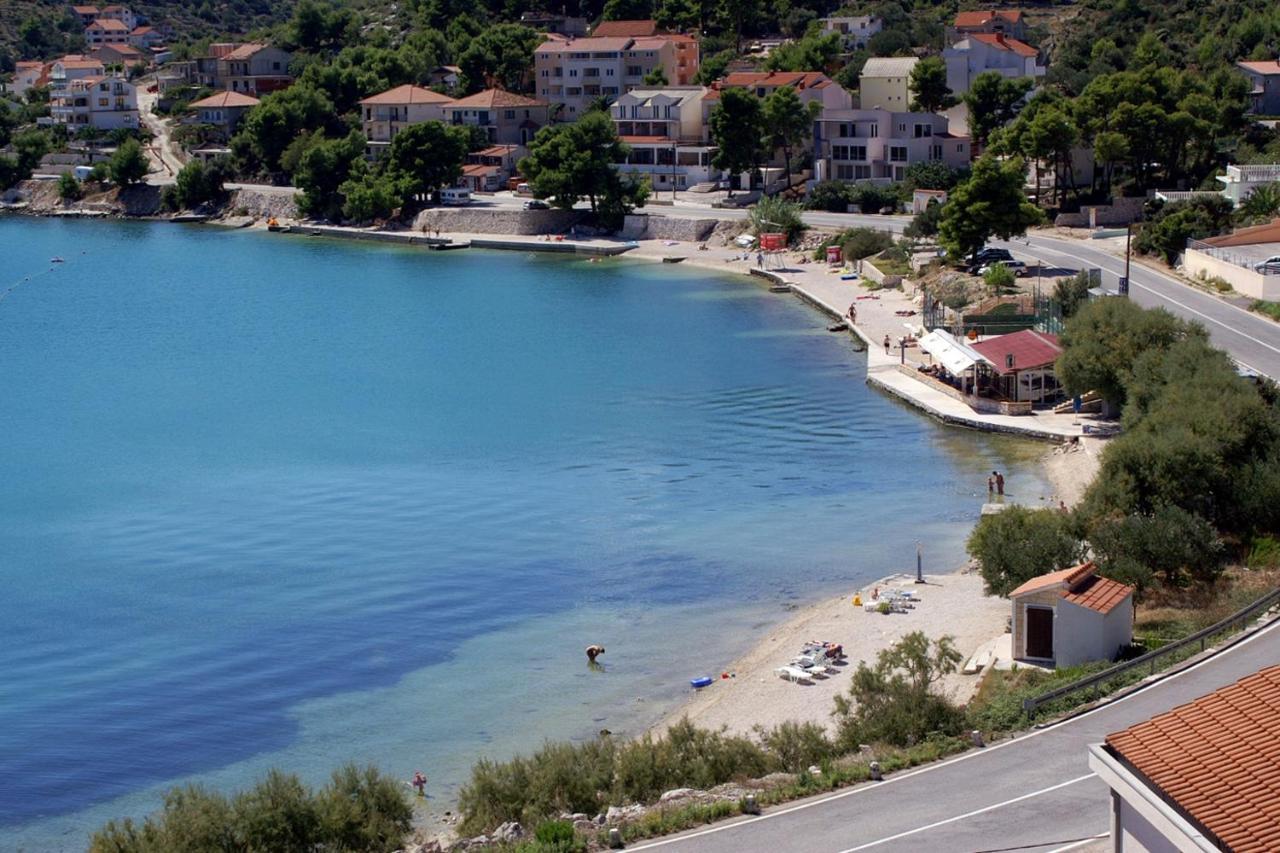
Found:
[0,217,1050,850]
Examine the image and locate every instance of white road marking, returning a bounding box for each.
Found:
[624,617,1280,851]
[1046,834,1109,853]
[835,774,1097,852]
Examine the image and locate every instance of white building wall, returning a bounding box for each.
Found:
[1054,598,1131,667]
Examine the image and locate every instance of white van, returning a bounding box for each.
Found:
[441,187,472,206]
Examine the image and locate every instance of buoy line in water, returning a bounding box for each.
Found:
[0,252,75,307]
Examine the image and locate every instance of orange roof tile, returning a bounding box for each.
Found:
[592,19,658,37]
[359,84,454,106]
[954,10,1024,27]
[970,329,1062,375]
[462,163,501,176]
[476,144,519,156]
[224,43,271,61]
[1009,562,1096,598]
[450,89,546,109]
[534,36,635,53]
[72,5,100,14]
[970,33,1038,57]
[1239,60,1280,75]
[189,90,261,109]
[1061,574,1132,614]
[87,18,130,31]
[1106,665,1280,852]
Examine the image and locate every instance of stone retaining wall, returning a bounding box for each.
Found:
[1053,196,1145,228]
[412,207,584,235]
[895,364,1033,416]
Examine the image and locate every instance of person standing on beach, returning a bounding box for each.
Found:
[987,475,994,496]
[411,771,427,798]
[756,251,764,269]
[883,335,891,354]
[995,471,1005,496]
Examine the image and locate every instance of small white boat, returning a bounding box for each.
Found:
[50,257,65,263]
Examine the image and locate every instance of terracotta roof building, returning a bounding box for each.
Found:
[950,9,1027,41]
[533,32,700,117]
[359,85,457,159]
[969,328,1064,403]
[449,89,551,146]
[1009,562,1134,666]
[188,90,260,136]
[1237,59,1280,115]
[1090,665,1280,852]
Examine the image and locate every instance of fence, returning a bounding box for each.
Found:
[1186,239,1280,275]
[1022,587,1280,718]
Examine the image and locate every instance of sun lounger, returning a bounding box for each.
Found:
[775,666,814,684]
[791,657,833,676]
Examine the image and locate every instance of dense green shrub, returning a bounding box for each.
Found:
[748,196,805,243]
[57,172,81,200]
[89,765,410,853]
[1135,196,1234,264]
[983,262,1015,294]
[966,506,1085,596]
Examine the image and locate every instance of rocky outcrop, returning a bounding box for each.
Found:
[225,187,299,221]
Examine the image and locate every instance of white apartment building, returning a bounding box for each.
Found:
[610,87,721,190]
[813,109,970,184]
[48,57,107,95]
[943,33,1044,95]
[819,16,882,51]
[859,57,918,109]
[533,33,699,118]
[85,18,131,47]
[52,75,139,130]
[359,84,457,158]
[1217,163,1280,205]
[9,62,46,99]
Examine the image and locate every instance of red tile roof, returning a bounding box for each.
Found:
[1106,665,1280,852]
[535,36,635,53]
[1239,60,1280,75]
[359,84,454,106]
[970,33,1038,57]
[954,10,1024,27]
[477,144,519,156]
[620,135,671,143]
[450,89,547,108]
[190,90,261,109]
[1009,562,1096,598]
[705,71,834,101]
[224,43,271,61]
[970,329,1062,375]
[592,19,659,37]
[462,163,501,176]
[1061,574,1132,614]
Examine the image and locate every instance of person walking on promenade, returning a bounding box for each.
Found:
[883,334,891,354]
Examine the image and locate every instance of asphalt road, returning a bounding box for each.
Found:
[628,617,1280,853]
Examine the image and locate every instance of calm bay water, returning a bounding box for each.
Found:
[0,217,1049,849]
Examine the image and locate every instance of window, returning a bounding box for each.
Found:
[569,69,578,77]
[889,146,907,162]
[836,164,854,179]
[584,67,600,77]
[606,68,614,76]
[850,145,867,160]
[854,165,871,179]
[833,145,849,160]
[868,123,878,137]
[504,110,515,119]
[914,124,931,138]
[627,65,643,76]
[898,123,906,132]
[554,67,563,77]
[272,62,280,70]
[931,144,942,159]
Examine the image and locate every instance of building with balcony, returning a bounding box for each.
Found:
[217,44,293,95]
[534,33,699,118]
[97,5,138,31]
[704,71,853,119]
[52,75,138,130]
[85,18,130,47]
[1237,60,1280,115]
[70,5,101,26]
[943,33,1044,95]
[859,57,918,109]
[459,144,525,192]
[359,84,457,158]
[819,16,883,51]
[48,56,107,96]
[449,89,551,146]
[813,108,969,184]
[610,87,721,191]
[188,90,260,137]
[91,43,147,68]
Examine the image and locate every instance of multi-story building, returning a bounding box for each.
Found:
[1237,60,1280,115]
[459,144,525,191]
[819,16,883,51]
[943,33,1043,95]
[533,33,699,118]
[85,18,131,47]
[91,43,148,68]
[449,89,552,146]
[812,109,969,184]
[947,9,1027,43]
[217,44,292,94]
[704,71,853,119]
[610,86,721,191]
[359,84,457,158]
[188,90,260,138]
[859,57,918,109]
[69,5,101,26]
[52,75,139,130]
[48,56,107,96]
[128,26,164,49]
[97,5,138,31]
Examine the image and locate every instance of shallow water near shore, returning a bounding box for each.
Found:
[0,217,1049,848]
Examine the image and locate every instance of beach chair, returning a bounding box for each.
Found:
[775,666,814,684]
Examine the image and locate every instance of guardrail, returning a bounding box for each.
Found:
[1022,587,1280,718]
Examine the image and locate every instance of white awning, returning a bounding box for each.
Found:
[919,329,992,375]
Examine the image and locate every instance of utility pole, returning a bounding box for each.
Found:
[1120,222,1131,297]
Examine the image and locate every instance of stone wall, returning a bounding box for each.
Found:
[623,213,721,242]
[411,207,584,235]
[895,365,1033,415]
[1053,196,1146,228]
[1011,589,1063,660]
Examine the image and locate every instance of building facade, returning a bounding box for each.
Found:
[947,9,1027,42]
[858,56,918,110]
[704,71,853,119]
[449,89,551,146]
[85,18,131,47]
[359,84,457,158]
[188,90,260,137]
[533,34,699,118]
[819,16,883,51]
[813,108,969,183]
[217,44,293,94]
[1008,563,1133,667]
[610,86,721,191]
[52,75,139,130]
[943,33,1044,95]
[1237,60,1280,114]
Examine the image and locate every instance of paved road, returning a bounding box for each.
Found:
[630,617,1280,853]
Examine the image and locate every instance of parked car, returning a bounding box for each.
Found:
[523,199,550,210]
[1254,255,1280,273]
[978,260,1028,277]
[968,247,1013,273]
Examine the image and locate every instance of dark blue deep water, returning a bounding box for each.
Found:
[0,217,1048,849]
